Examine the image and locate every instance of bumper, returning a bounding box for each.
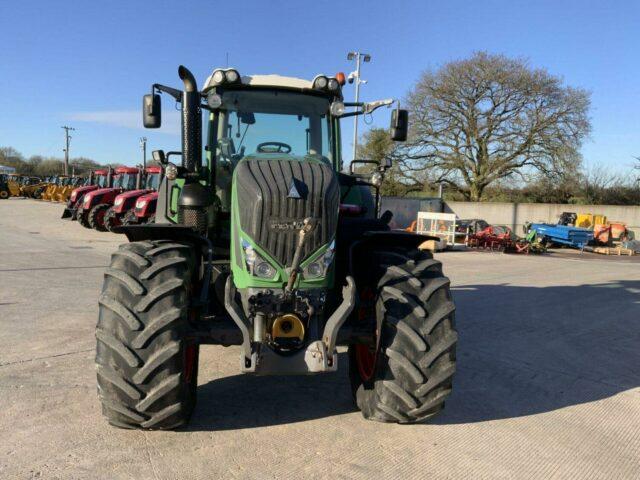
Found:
[224,276,356,375]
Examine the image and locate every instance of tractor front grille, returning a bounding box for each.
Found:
[234,158,340,266]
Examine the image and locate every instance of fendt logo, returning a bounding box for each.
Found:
[287,178,308,199]
[269,219,315,231]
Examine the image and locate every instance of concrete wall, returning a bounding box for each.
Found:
[444,201,640,234]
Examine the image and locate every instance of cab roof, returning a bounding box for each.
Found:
[115,167,139,174]
[203,72,314,92]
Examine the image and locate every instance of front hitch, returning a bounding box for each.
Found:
[224,276,356,374]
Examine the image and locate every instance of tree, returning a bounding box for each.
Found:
[401,52,591,201]
[355,128,422,196]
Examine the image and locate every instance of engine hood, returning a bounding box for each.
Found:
[115,189,150,201]
[137,191,158,202]
[73,185,99,195]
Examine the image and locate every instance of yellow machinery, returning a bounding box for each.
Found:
[53,177,84,202]
[5,174,23,197]
[41,176,66,201]
[575,213,607,230]
[19,177,45,198]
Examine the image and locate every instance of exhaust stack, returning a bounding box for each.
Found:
[176,65,211,233]
[178,65,202,175]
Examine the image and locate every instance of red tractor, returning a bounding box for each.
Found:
[103,166,162,231]
[77,166,139,231]
[122,190,158,226]
[61,169,111,220]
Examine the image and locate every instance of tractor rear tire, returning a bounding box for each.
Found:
[95,240,199,429]
[348,248,457,424]
[0,189,8,200]
[103,207,120,232]
[89,204,111,231]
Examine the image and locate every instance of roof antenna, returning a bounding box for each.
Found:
[226,52,229,67]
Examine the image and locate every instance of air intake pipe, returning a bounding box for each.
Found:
[176,65,211,233]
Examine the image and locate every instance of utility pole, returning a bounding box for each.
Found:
[139,137,147,169]
[61,126,75,176]
[347,51,371,164]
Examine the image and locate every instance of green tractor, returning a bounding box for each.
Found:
[96,65,457,429]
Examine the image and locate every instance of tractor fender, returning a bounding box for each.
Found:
[347,230,439,276]
[112,223,205,244]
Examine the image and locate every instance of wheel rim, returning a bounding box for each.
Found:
[355,287,378,382]
[184,344,197,383]
[96,209,106,226]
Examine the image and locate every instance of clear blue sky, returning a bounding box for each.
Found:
[1,0,638,173]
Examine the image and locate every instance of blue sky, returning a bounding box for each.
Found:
[1,0,638,173]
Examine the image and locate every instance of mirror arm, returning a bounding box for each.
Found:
[152,83,183,102]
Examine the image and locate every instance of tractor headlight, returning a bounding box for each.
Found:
[370,172,383,188]
[242,239,277,279]
[70,191,77,202]
[313,76,328,89]
[114,197,124,207]
[303,240,335,279]
[330,101,345,116]
[212,70,225,84]
[225,69,240,83]
[136,199,147,209]
[165,163,178,181]
[327,78,339,91]
[83,195,91,206]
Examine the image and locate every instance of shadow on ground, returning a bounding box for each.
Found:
[187,280,640,431]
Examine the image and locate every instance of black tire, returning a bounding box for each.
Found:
[103,207,120,232]
[96,240,199,430]
[348,248,457,424]
[78,208,92,228]
[89,204,111,231]
[32,188,43,199]
[0,189,8,199]
[122,209,139,226]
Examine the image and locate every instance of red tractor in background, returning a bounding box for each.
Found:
[61,168,111,220]
[103,166,162,231]
[122,190,158,226]
[77,166,139,231]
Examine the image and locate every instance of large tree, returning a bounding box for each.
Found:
[400,52,591,201]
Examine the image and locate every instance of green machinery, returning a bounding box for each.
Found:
[95,66,457,429]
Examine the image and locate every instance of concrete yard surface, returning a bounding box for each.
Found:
[1,199,639,479]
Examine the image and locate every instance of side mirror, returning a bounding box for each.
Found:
[152,150,167,165]
[143,94,161,128]
[390,109,408,141]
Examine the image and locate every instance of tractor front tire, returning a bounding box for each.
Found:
[103,207,121,232]
[89,204,111,231]
[95,240,199,429]
[122,209,139,226]
[349,249,457,424]
[0,189,8,200]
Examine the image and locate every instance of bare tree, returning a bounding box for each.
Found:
[400,52,591,201]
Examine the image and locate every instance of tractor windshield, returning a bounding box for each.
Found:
[145,173,160,190]
[96,175,107,188]
[216,90,332,163]
[115,174,137,190]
